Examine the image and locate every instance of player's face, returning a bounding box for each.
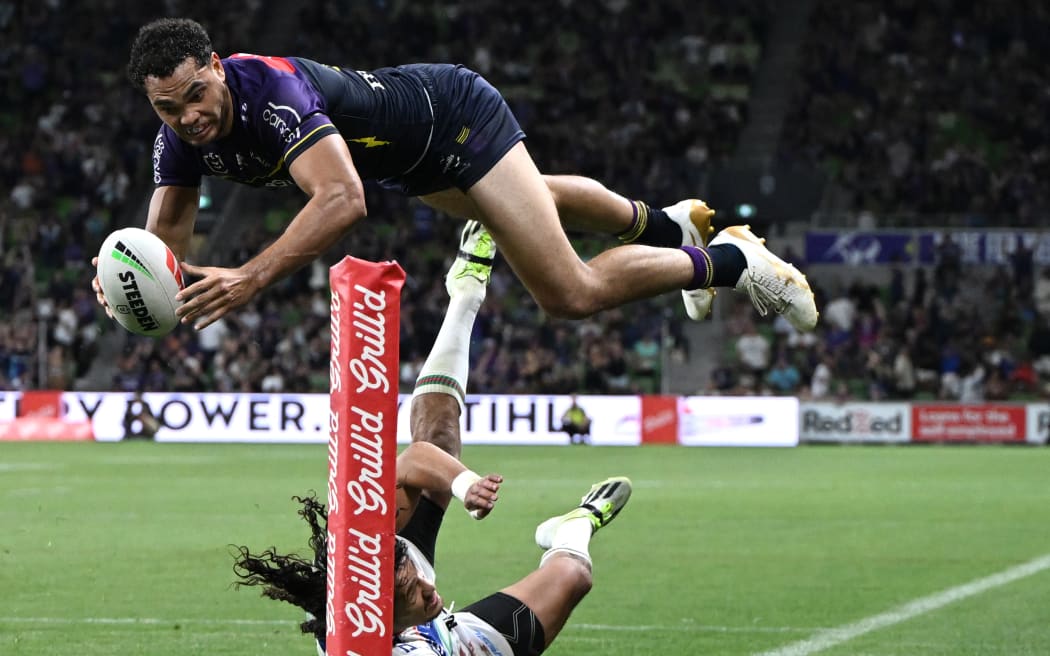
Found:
[144,53,233,146]
[393,560,443,630]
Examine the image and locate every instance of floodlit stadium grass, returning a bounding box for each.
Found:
[2,442,1049,655]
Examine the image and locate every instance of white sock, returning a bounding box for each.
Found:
[411,293,482,410]
[539,516,593,567]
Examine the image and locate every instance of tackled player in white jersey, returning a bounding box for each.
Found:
[233,222,632,656]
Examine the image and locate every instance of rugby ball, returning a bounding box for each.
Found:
[97,228,184,337]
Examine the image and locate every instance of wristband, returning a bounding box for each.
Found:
[451,470,482,503]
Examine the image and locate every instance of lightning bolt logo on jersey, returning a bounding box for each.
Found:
[351,136,393,148]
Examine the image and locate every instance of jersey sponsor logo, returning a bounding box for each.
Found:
[349,136,392,149]
[262,102,302,145]
[355,70,385,90]
[152,134,165,184]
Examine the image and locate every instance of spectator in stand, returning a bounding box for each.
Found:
[630,328,662,393]
[956,357,986,403]
[734,320,771,391]
[1029,316,1050,381]
[1011,239,1035,298]
[765,352,801,395]
[891,346,917,399]
[808,351,835,399]
[1034,268,1050,318]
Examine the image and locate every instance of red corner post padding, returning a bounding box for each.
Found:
[326,256,404,656]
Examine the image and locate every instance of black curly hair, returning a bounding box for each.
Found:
[127,18,212,90]
[232,493,410,644]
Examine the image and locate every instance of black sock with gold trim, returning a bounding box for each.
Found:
[616,201,681,248]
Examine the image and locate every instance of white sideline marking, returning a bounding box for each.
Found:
[0,463,59,472]
[754,553,1050,656]
[575,623,811,634]
[4,486,71,497]
[96,455,220,465]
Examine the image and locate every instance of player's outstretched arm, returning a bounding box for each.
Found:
[245,134,367,287]
[396,441,502,526]
[146,185,200,261]
[175,134,368,329]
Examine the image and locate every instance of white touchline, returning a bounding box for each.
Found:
[573,623,812,634]
[754,552,1050,656]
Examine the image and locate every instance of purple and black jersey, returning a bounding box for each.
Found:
[151,55,525,195]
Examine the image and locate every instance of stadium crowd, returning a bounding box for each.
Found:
[4,2,1049,403]
[781,0,1050,226]
[710,253,1050,402]
[2,0,769,394]
[0,1,267,390]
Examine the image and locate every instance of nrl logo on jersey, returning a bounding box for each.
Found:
[204,152,228,174]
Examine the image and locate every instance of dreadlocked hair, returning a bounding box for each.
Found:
[232,494,329,642]
[127,18,212,90]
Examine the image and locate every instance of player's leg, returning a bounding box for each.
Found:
[421,144,816,328]
[424,176,720,320]
[409,221,496,461]
[398,221,496,562]
[464,142,699,319]
[423,174,707,246]
[465,476,633,648]
[540,176,721,319]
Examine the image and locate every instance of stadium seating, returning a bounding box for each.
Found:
[8,2,1048,401]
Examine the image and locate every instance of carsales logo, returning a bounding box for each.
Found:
[262,102,301,145]
[152,133,165,184]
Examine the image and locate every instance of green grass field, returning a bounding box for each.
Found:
[2,442,1049,655]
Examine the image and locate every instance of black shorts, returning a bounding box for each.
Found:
[463,592,546,656]
[379,64,526,196]
[397,494,445,565]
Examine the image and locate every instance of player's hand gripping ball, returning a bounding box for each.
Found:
[96,228,184,337]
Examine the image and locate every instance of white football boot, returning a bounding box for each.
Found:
[445,220,496,299]
[535,476,633,548]
[663,199,716,320]
[709,225,818,332]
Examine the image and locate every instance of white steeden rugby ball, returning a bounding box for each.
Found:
[97,228,184,337]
